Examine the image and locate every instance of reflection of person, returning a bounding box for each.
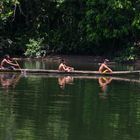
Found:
[99,59,112,73]
[0,73,22,89]
[98,77,112,98]
[58,76,74,89]
[0,54,20,70]
[58,59,74,72]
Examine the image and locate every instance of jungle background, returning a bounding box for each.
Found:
[0,0,140,61]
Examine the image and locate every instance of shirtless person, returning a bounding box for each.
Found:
[0,54,20,70]
[99,59,112,73]
[58,59,74,72]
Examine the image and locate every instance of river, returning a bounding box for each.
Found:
[0,56,140,140]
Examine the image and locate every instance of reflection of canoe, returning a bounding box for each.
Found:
[0,69,140,76]
[22,75,140,84]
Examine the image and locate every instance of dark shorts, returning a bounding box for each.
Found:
[2,66,15,70]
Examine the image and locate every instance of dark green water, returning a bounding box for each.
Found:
[0,73,140,140]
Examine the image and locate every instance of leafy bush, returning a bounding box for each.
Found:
[115,46,136,62]
[25,38,46,57]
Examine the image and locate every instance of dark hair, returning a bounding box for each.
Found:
[104,59,109,62]
[60,59,65,63]
[4,54,10,59]
[4,54,13,61]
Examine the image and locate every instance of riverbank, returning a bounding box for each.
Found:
[14,54,140,65]
[15,55,112,63]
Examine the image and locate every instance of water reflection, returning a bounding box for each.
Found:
[0,73,22,91]
[0,73,22,139]
[98,77,112,99]
[0,74,139,140]
[58,76,74,89]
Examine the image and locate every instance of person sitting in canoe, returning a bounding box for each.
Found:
[58,59,74,72]
[99,59,112,73]
[0,54,20,70]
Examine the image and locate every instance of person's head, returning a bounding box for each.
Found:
[104,59,109,64]
[4,54,10,60]
[60,59,65,64]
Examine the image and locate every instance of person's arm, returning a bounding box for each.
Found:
[59,63,67,71]
[67,66,74,69]
[13,60,21,69]
[103,64,112,72]
[4,59,19,67]
[99,64,104,73]
[64,64,74,71]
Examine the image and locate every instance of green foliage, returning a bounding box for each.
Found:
[0,0,19,22]
[115,45,137,62]
[0,0,140,60]
[25,38,46,58]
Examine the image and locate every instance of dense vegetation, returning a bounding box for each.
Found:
[0,0,140,61]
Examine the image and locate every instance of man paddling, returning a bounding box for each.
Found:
[99,59,112,73]
[0,54,20,70]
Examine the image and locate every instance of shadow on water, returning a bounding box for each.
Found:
[0,73,23,140]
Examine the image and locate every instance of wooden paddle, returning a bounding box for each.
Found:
[14,59,25,74]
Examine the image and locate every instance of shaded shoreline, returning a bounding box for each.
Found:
[1,55,139,71]
[13,55,140,63]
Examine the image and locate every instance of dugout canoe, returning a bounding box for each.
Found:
[0,69,140,77]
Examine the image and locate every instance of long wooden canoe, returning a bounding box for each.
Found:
[0,69,140,77]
